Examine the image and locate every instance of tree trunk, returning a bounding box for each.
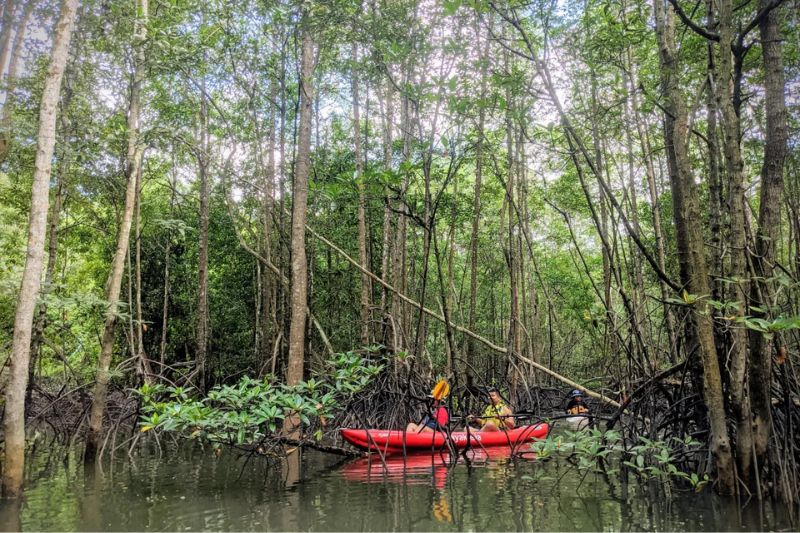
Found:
[466,19,487,367]
[445,167,458,375]
[504,43,521,398]
[160,171,175,368]
[0,0,16,85]
[28,160,64,412]
[378,81,394,346]
[628,49,677,363]
[391,68,412,350]
[705,0,724,312]
[134,163,152,384]
[277,30,288,374]
[653,0,735,494]
[1,0,78,498]
[749,0,787,467]
[287,13,315,399]
[0,0,37,164]
[622,64,649,368]
[85,0,147,462]
[4,0,37,104]
[352,42,371,347]
[590,76,616,366]
[196,83,210,392]
[715,0,753,483]
[258,80,277,374]
[28,78,73,411]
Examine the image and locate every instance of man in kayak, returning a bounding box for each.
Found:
[467,387,515,432]
[565,389,590,430]
[406,396,450,433]
[566,389,590,415]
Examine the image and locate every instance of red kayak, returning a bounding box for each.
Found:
[340,423,549,453]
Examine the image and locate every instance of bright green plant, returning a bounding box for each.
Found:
[137,351,384,446]
[529,429,709,492]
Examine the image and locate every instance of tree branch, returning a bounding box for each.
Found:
[294,209,623,410]
[666,0,720,41]
[740,0,786,39]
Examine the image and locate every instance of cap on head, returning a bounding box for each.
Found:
[570,389,583,398]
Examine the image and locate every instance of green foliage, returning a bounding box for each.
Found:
[2,0,795,440]
[530,429,709,492]
[665,287,800,340]
[138,352,384,446]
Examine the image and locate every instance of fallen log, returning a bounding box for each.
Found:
[299,213,622,410]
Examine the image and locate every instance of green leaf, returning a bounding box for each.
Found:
[442,0,461,16]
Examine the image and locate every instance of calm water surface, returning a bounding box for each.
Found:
[0,438,795,531]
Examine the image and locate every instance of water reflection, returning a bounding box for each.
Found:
[0,441,795,531]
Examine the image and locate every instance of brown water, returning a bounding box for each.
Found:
[0,439,794,531]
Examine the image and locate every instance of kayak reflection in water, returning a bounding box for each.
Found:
[467,387,515,432]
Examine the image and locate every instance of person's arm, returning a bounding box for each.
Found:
[501,405,515,429]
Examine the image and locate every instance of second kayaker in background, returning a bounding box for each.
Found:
[468,387,515,432]
[565,389,590,430]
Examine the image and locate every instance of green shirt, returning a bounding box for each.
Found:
[482,400,508,429]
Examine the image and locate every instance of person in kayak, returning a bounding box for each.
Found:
[406,396,450,433]
[467,387,515,432]
[565,389,591,430]
[566,389,590,416]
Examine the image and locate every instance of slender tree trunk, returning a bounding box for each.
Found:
[622,68,649,367]
[1,0,78,498]
[196,83,210,392]
[277,30,288,373]
[653,0,735,494]
[85,0,147,462]
[134,164,152,384]
[28,161,64,412]
[352,42,371,347]
[391,68,412,350]
[466,19,487,366]
[0,0,16,85]
[159,176,175,368]
[628,51,677,362]
[28,81,73,411]
[445,168,458,375]
[0,0,37,164]
[715,0,753,482]
[705,1,724,312]
[588,74,617,367]
[504,43,521,398]
[5,0,36,87]
[126,208,136,360]
[287,14,315,400]
[413,166,432,359]
[749,0,787,467]
[258,81,277,374]
[378,81,394,346]
[433,213,457,379]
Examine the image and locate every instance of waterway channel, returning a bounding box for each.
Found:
[0,438,794,531]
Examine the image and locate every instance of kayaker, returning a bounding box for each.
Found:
[566,389,590,416]
[565,389,590,430]
[406,396,450,433]
[467,387,515,432]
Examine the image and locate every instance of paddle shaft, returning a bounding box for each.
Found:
[451,412,607,421]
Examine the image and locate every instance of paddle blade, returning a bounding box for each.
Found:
[431,380,450,400]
